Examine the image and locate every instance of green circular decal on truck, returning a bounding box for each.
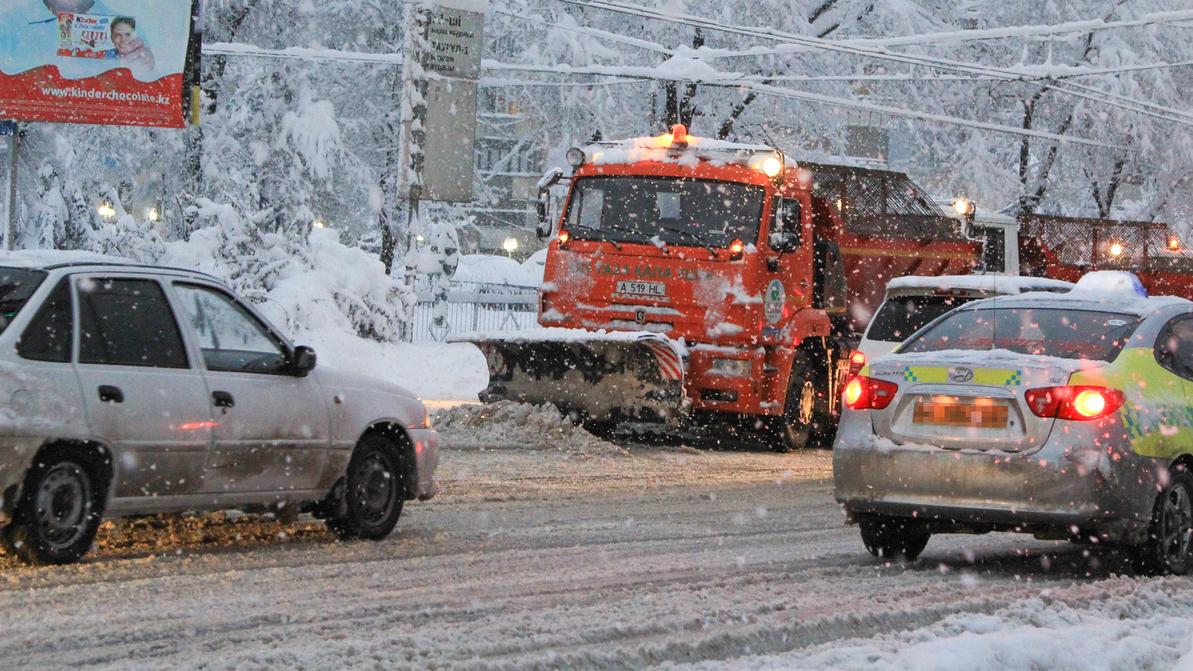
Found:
[764,279,785,324]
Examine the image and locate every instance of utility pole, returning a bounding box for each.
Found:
[1,121,18,251]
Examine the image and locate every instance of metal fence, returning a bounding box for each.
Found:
[410,279,539,342]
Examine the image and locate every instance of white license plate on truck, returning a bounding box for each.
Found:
[616,280,666,297]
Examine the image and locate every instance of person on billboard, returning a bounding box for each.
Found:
[0,0,124,80]
[107,17,154,72]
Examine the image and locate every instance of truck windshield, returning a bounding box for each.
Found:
[565,176,765,248]
[901,306,1140,361]
[0,268,47,334]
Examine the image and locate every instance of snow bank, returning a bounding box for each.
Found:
[673,579,1193,671]
[434,401,628,455]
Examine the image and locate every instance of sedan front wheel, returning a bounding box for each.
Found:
[327,434,407,541]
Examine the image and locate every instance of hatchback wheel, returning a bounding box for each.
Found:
[859,515,931,562]
[327,435,407,541]
[3,450,104,565]
[1130,469,1193,576]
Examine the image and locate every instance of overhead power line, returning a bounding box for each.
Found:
[483,60,1123,149]
[559,0,1193,127]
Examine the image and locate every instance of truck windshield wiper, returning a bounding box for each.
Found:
[653,223,717,257]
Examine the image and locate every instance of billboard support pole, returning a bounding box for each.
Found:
[3,126,17,252]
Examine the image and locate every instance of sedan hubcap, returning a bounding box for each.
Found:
[1161,483,1193,567]
[35,463,91,549]
[352,453,396,526]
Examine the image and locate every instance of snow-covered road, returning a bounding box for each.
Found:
[3,446,1193,670]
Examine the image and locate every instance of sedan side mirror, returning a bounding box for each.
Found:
[291,345,317,376]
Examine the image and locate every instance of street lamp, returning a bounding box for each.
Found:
[145,206,160,222]
[312,219,326,229]
[951,196,976,220]
[97,200,116,221]
[502,236,519,257]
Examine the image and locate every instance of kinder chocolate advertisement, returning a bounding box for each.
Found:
[0,1,194,128]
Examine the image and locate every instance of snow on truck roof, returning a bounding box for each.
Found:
[885,274,1073,296]
[573,126,786,175]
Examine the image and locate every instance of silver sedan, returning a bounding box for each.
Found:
[834,273,1193,575]
[0,254,437,565]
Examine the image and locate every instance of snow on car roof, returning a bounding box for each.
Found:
[0,249,136,269]
[885,274,1073,296]
[963,289,1190,318]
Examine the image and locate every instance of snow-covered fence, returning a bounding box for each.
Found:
[410,279,538,342]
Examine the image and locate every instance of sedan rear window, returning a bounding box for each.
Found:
[866,295,974,343]
[0,267,47,334]
[901,306,1140,361]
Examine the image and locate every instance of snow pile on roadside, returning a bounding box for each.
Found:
[670,578,1193,671]
[434,401,627,455]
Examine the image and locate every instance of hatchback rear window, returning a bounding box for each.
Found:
[0,267,48,334]
[901,306,1139,361]
[866,295,974,343]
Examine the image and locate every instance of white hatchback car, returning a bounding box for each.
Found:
[0,253,437,564]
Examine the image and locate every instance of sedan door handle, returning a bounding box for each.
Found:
[212,391,235,408]
[98,385,123,403]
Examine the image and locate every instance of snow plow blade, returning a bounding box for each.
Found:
[467,332,687,425]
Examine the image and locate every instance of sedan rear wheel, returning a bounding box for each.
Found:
[327,434,407,541]
[1131,468,1193,576]
[859,515,931,562]
[3,450,104,565]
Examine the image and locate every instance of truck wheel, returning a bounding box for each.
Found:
[768,352,829,452]
[3,449,104,565]
[1129,468,1193,576]
[859,515,930,562]
[327,434,407,541]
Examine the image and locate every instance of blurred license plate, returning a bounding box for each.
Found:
[913,397,1008,428]
[616,280,666,297]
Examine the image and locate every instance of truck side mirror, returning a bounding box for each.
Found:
[535,168,564,241]
[535,190,552,240]
[770,198,801,253]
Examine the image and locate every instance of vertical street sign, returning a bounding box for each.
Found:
[398,0,486,203]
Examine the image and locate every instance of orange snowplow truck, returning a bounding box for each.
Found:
[466,125,977,450]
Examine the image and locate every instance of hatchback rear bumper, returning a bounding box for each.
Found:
[832,411,1164,543]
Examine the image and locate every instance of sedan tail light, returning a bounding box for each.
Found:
[847,351,866,376]
[843,375,899,410]
[1025,385,1125,421]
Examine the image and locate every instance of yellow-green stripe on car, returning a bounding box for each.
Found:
[1069,347,1193,460]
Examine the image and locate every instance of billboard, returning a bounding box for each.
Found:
[0,1,195,128]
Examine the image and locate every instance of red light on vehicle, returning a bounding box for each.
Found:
[557,229,570,246]
[843,375,898,410]
[728,238,745,259]
[1025,385,1124,421]
[670,123,688,146]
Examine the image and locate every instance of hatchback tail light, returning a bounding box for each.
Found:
[1025,385,1124,421]
[843,375,898,410]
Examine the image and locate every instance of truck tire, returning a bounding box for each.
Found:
[1129,467,1193,576]
[3,448,105,565]
[326,434,407,541]
[768,352,830,452]
[859,515,930,562]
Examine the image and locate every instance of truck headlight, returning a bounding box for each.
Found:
[711,358,752,377]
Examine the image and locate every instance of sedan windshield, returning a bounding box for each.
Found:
[0,268,47,334]
[901,306,1140,361]
[564,176,765,248]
